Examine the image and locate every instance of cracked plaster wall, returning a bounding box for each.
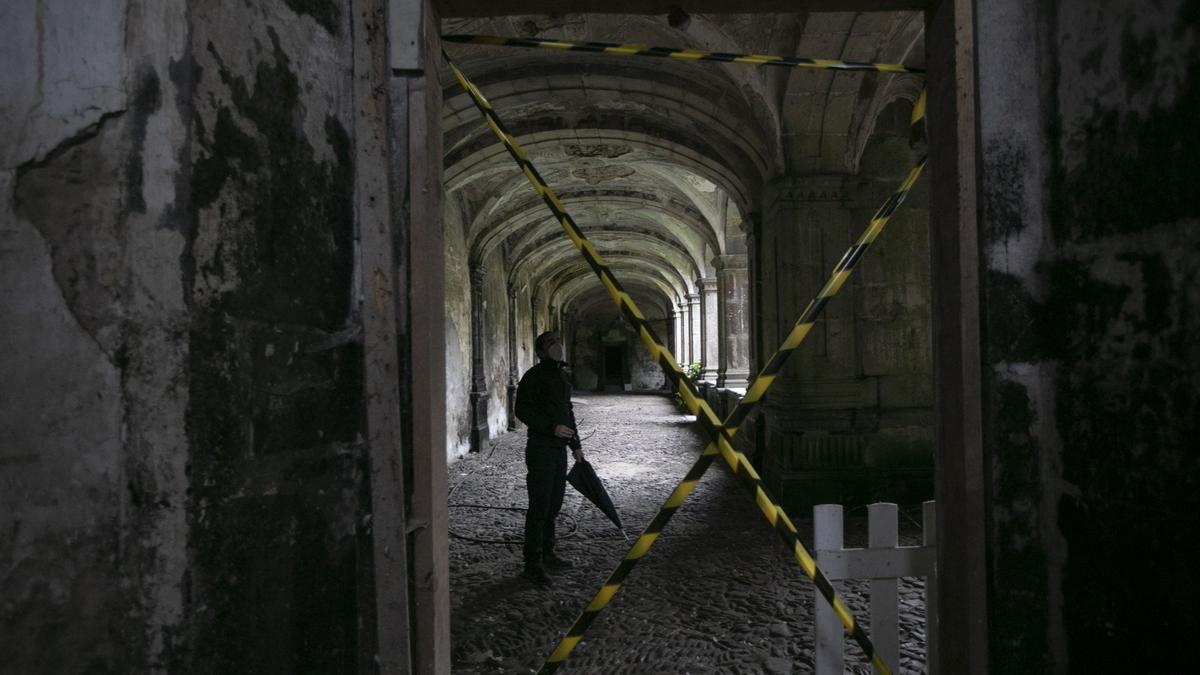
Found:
[2,0,384,670]
[976,0,1199,670]
[1,0,190,670]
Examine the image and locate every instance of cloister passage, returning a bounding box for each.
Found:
[447,393,928,673]
[5,0,1195,672]
[440,11,935,672]
[441,11,936,516]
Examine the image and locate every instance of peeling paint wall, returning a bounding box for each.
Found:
[977,1,1200,670]
[1,1,190,670]
[2,0,424,667]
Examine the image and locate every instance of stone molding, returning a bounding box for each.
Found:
[712,253,748,272]
[763,174,859,213]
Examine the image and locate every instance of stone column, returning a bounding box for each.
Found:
[714,254,751,389]
[698,277,720,382]
[468,266,489,452]
[667,309,677,358]
[529,289,540,342]
[686,292,701,368]
[676,299,689,364]
[743,214,764,374]
[506,283,518,430]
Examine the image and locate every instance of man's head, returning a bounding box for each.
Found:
[535,331,564,362]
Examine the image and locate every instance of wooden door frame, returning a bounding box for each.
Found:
[409,2,988,672]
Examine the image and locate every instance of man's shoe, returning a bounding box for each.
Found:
[522,565,551,585]
[542,553,574,571]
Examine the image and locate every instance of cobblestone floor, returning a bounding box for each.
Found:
[448,393,929,674]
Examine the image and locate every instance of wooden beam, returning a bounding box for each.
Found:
[394,0,452,672]
[925,0,990,672]
[437,0,927,17]
[355,0,412,670]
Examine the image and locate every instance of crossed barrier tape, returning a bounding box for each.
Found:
[444,46,926,674]
[539,157,926,675]
[442,34,925,74]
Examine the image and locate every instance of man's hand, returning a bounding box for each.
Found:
[572,447,584,462]
[553,424,576,439]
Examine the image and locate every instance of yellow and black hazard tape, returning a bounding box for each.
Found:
[541,442,723,671]
[542,92,926,674]
[443,34,925,74]
[444,53,904,675]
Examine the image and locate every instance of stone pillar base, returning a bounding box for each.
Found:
[469,391,489,452]
[506,383,517,430]
[716,368,750,391]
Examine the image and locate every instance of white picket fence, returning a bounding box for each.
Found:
[814,501,938,675]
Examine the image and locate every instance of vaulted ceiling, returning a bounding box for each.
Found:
[441,11,924,322]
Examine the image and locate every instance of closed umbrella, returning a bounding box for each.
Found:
[567,459,628,540]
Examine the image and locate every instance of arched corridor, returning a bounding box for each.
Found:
[2,0,1197,672]
[447,393,927,673]
[441,12,936,517]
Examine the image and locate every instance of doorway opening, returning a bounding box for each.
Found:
[602,345,626,391]
[427,1,983,672]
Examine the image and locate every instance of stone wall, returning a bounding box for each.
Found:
[756,97,932,509]
[976,0,1199,670]
[1,1,190,670]
[0,0,404,669]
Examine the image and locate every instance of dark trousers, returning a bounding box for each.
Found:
[524,442,567,567]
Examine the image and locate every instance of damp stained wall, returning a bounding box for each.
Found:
[442,214,517,457]
[976,0,1200,670]
[182,1,368,671]
[1,1,190,670]
[3,0,427,667]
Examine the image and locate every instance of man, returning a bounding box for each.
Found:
[515,331,584,584]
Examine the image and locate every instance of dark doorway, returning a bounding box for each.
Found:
[603,346,625,391]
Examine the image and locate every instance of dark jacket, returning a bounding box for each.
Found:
[515,360,579,448]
